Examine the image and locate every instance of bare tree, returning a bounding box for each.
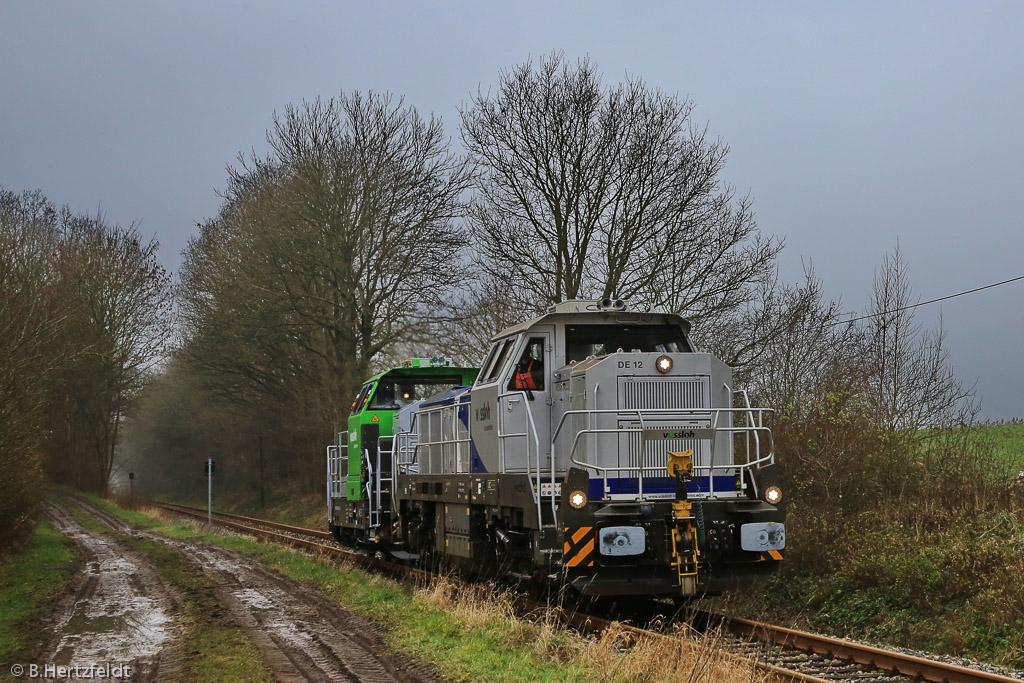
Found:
[425,271,527,366]
[739,265,863,408]
[864,243,975,432]
[179,92,471,486]
[49,213,172,493]
[460,52,781,323]
[0,187,169,513]
[0,187,62,543]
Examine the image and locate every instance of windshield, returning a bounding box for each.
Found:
[566,324,690,364]
[367,375,464,410]
[476,337,517,385]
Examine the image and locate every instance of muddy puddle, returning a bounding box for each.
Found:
[44,504,174,677]
[162,538,440,682]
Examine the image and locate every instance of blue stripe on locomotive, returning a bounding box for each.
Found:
[587,476,735,499]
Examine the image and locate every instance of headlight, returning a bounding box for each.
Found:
[656,355,673,374]
[569,490,588,509]
[765,486,783,505]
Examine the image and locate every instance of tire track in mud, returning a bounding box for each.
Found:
[43,503,182,682]
[71,498,445,683]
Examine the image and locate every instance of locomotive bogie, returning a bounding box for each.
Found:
[396,472,561,571]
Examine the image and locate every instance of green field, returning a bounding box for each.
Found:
[976,421,1024,468]
[725,418,1024,669]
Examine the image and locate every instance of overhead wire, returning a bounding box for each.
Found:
[830,274,1024,327]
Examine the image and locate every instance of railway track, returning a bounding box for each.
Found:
[149,501,1022,683]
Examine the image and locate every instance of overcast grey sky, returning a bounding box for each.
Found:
[2,1,1021,419]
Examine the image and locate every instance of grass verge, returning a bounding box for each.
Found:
[85,495,763,683]
[724,506,1024,669]
[63,502,274,683]
[0,518,78,671]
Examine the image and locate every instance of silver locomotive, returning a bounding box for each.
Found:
[348,299,785,597]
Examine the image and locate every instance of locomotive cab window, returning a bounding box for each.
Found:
[566,324,691,364]
[368,375,463,410]
[507,337,545,392]
[476,337,517,385]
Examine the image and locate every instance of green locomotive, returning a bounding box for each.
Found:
[327,357,478,546]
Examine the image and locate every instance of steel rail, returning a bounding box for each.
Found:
[723,615,1022,683]
[155,501,336,541]
[150,501,1021,683]
[512,600,830,683]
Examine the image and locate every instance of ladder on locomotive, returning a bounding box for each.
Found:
[364,436,396,531]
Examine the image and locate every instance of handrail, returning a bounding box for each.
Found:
[395,429,419,474]
[363,447,374,526]
[551,404,775,501]
[551,406,775,447]
[326,443,347,524]
[735,388,763,461]
[496,390,544,525]
[563,426,775,473]
[734,387,766,497]
[375,435,396,530]
[395,412,419,474]
[407,402,473,474]
[326,445,338,523]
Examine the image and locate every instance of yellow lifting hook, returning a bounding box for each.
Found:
[667,449,701,595]
[666,449,694,484]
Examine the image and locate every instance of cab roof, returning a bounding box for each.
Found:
[490,300,692,342]
[362,359,478,385]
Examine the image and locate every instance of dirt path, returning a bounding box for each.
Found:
[43,503,180,681]
[70,498,445,683]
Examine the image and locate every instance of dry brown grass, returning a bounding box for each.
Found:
[107,490,139,510]
[142,505,202,529]
[417,576,768,683]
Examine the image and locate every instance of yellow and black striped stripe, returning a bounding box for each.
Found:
[760,550,784,561]
[563,526,595,568]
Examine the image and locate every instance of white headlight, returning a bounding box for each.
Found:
[569,491,587,509]
[656,355,673,374]
[765,486,783,504]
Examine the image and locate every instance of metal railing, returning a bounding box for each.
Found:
[326,443,347,524]
[395,427,419,474]
[394,390,552,526]
[411,401,473,475]
[550,401,774,502]
[733,388,764,498]
[380,389,773,530]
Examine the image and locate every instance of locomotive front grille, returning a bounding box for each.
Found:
[621,377,709,412]
[619,377,712,481]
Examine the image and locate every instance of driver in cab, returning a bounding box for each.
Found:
[511,340,544,398]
